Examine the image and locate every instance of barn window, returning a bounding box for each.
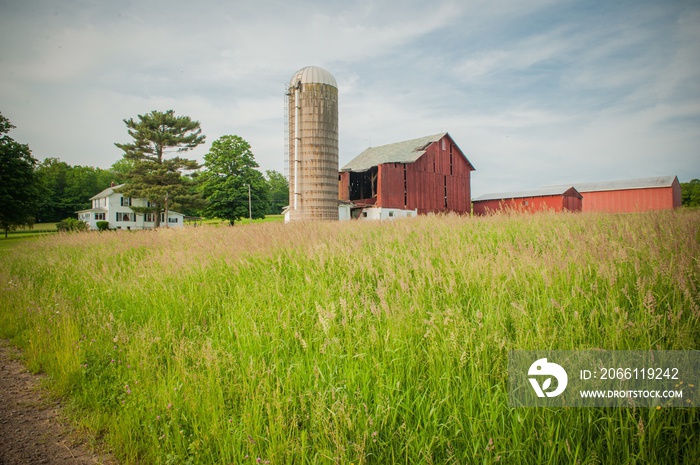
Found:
[403,164,408,207]
[523,200,529,206]
[444,176,448,209]
[389,211,394,217]
[362,212,368,218]
[449,145,453,176]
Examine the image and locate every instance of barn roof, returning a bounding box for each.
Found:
[473,186,581,202]
[342,132,467,172]
[549,176,678,193]
[90,184,125,200]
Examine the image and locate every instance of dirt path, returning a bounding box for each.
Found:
[0,341,116,465]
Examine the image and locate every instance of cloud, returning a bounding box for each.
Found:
[0,0,698,193]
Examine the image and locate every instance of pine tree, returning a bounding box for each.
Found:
[114,110,205,227]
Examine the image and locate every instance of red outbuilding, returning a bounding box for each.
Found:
[560,176,681,213]
[339,133,475,215]
[472,186,583,215]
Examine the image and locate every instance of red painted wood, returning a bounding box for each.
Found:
[473,193,582,215]
[340,134,474,214]
[580,184,681,212]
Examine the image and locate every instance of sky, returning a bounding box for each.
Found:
[1,0,698,197]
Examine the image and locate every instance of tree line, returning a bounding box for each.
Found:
[1,110,289,235]
[5,108,699,236]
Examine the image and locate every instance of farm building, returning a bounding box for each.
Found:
[339,133,475,216]
[472,186,583,215]
[554,176,681,213]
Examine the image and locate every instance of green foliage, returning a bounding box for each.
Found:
[0,211,698,464]
[0,112,39,238]
[115,110,205,227]
[35,158,115,222]
[109,158,134,185]
[56,217,88,232]
[265,169,289,215]
[96,221,110,231]
[681,179,700,207]
[198,135,268,224]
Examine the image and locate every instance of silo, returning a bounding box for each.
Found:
[287,66,339,221]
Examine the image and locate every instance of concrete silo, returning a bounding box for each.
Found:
[287,66,339,221]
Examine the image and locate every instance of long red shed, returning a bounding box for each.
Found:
[561,176,681,213]
[339,133,475,215]
[472,186,583,215]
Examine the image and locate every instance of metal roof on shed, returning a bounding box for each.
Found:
[549,176,677,193]
[341,133,448,173]
[473,186,581,202]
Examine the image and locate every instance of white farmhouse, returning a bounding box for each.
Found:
[77,183,185,230]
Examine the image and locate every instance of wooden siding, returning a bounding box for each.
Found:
[580,183,681,212]
[341,135,473,214]
[340,135,473,214]
[473,193,582,215]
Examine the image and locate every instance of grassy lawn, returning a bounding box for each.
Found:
[0,223,57,250]
[0,211,698,464]
[200,214,284,226]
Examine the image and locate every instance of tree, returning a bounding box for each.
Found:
[198,135,268,225]
[114,110,205,227]
[35,159,117,222]
[0,113,39,238]
[265,170,289,215]
[681,179,700,207]
[109,158,134,185]
[34,157,70,222]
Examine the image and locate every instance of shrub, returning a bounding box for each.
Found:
[56,218,88,232]
[96,221,110,231]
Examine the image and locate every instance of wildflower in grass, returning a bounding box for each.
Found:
[486,438,495,452]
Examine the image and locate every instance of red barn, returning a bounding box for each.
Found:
[561,176,681,213]
[472,186,582,215]
[339,133,475,215]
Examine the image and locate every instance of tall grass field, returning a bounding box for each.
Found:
[1,211,698,464]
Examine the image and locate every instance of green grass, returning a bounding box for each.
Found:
[0,223,57,250]
[0,211,698,464]
[201,214,285,226]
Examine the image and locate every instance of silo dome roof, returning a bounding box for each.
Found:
[290,66,337,87]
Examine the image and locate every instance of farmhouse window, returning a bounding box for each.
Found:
[95,212,105,221]
[121,196,132,207]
